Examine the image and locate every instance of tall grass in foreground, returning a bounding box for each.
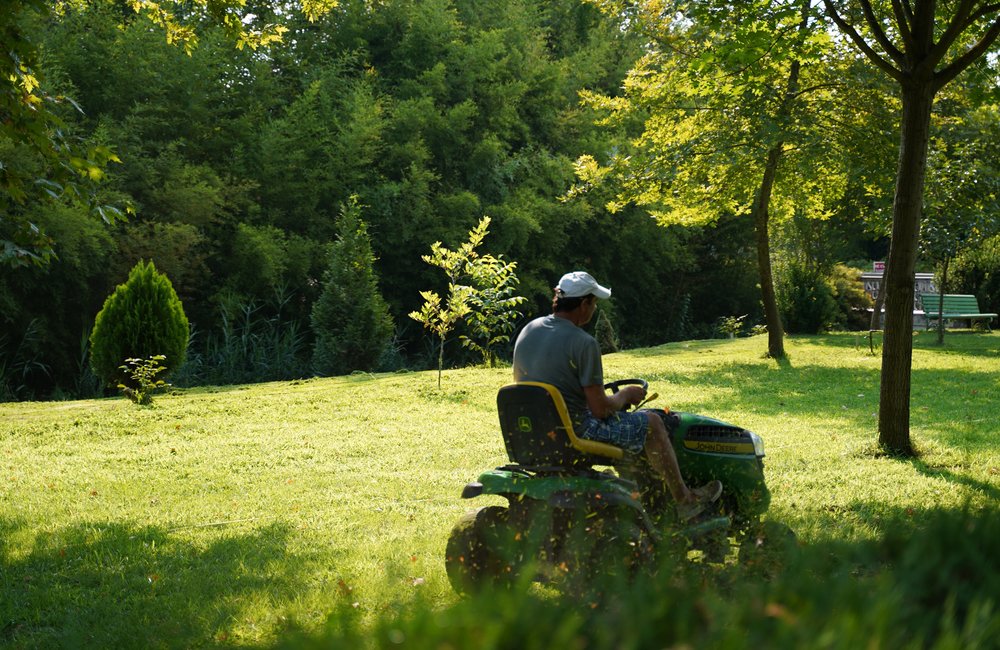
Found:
[282,506,1000,649]
[1,333,997,647]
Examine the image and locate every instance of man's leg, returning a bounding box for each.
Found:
[642,412,723,520]
[580,410,719,510]
[641,411,695,503]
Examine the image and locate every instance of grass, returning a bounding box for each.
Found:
[1,332,998,647]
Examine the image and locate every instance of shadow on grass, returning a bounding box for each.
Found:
[803,330,1000,357]
[640,357,999,453]
[910,461,1000,502]
[0,519,310,648]
[913,334,1000,359]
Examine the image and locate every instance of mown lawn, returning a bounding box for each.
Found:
[1,332,998,647]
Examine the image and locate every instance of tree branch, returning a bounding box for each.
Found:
[901,0,915,22]
[926,0,977,68]
[908,0,937,57]
[860,0,907,63]
[960,1,1000,30]
[823,0,905,81]
[890,0,914,49]
[934,14,1000,90]
[791,82,845,98]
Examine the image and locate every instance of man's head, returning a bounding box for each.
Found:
[552,272,611,324]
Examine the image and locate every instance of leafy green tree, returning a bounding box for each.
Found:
[410,218,491,388]
[351,0,646,325]
[412,216,527,377]
[575,0,852,359]
[117,355,169,406]
[226,224,313,301]
[952,235,1000,317]
[410,288,473,388]
[460,253,527,367]
[112,222,210,309]
[257,67,385,240]
[829,264,874,331]
[5,0,694,396]
[0,0,286,266]
[594,310,620,353]
[0,1,125,266]
[90,260,189,388]
[0,198,117,398]
[823,0,1000,455]
[311,199,394,376]
[922,101,1000,344]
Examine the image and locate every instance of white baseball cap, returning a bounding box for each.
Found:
[556,271,611,299]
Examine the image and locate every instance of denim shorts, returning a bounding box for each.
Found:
[578,410,649,454]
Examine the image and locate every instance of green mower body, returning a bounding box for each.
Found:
[465,411,769,519]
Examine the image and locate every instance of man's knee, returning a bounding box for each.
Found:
[644,411,669,447]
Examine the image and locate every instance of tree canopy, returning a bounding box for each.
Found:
[2,0,999,408]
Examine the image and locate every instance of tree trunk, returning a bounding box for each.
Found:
[878,81,936,455]
[753,143,786,359]
[437,335,445,389]
[936,257,949,345]
[750,0,811,361]
[868,256,888,354]
[869,247,889,332]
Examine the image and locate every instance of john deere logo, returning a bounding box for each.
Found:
[517,416,532,432]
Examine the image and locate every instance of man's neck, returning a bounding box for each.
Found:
[553,311,585,327]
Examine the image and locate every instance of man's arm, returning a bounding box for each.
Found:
[583,384,646,419]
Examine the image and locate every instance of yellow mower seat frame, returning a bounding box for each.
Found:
[496,382,625,467]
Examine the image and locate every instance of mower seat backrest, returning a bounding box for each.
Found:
[496,382,624,467]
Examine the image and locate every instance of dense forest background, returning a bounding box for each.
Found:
[2,0,999,400]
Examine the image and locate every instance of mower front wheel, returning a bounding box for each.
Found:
[445,506,523,595]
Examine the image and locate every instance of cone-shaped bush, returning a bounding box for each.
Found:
[311,200,394,376]
[90,260,190,388]
[595,310,620,353]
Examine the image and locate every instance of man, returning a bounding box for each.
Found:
[512,271,722,521]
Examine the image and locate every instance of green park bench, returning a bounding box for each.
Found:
[920,293,998,331]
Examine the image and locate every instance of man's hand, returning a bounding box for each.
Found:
[616,384,647,408]
[584,383,647,418]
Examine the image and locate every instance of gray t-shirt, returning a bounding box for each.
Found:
[512,315,603,430]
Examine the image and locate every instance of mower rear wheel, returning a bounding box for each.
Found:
[445,506,523,595]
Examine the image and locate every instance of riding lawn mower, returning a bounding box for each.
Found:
[444,379,789,594]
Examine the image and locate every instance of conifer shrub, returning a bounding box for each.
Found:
[90,260,190,388]
[777,260,839,334]
[829,263,873,330]
[311,199,394,376]
[595,310,620,353]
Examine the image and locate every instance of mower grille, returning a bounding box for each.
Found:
[687,425,746,440]
[683,424,756,455]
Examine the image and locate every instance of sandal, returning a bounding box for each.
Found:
[676,480,723,522]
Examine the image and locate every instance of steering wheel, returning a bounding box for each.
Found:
[603,378,649,394]
[603,378,656,411]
